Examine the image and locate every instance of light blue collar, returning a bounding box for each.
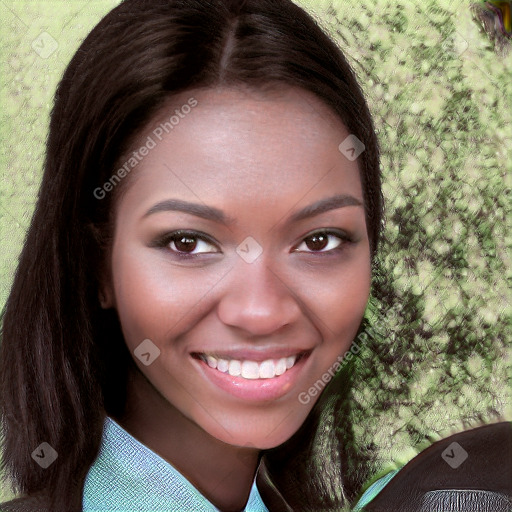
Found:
[82,416,269,512]
[352,469,400,510]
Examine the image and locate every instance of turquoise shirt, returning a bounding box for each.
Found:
[82,415,396,511]
[352,468,400,510]
[82,417,269,512]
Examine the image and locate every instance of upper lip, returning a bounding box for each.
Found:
[191,347,313,362]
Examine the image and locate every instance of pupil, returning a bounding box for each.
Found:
[306,234,327,251]
[175,235,197,252]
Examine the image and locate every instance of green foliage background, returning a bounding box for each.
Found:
[0,0,510,503]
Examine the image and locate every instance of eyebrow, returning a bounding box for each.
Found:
[143,194,363,225]
[288,194,363,223]
[144,199,235,225]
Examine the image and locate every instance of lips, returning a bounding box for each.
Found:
[192,349,313,402]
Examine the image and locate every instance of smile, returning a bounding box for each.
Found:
[197,353,299,379]
[192,349,312,402]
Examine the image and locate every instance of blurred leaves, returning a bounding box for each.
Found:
[300,0,511,473]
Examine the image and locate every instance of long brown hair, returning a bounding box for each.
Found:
[0,1,383,509]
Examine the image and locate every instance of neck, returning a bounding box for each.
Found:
[112,367,261,512]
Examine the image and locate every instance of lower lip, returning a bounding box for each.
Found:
[193,352,312,402]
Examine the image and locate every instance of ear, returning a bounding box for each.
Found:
[89,222,116,309]
[98,283,115,309]
[97,260,116,309]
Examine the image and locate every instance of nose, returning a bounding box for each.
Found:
[216,257,302,336]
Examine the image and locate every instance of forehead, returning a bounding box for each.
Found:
[114,86,363,218]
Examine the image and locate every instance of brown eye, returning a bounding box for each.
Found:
[305,233,329,251]
[173,235,198,253]
[294,230,349,254]
[155,230,219,256]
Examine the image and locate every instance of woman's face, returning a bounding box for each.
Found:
[102,86,371,449]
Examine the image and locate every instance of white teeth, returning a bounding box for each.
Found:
[206,356,218,369]
[217,359,229,373]
[241,360,260,379]
[275,358,287,376]
[228,359,241,377]
[259,360,275,379]
[201,354,300,380]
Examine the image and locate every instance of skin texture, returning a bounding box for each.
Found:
[100,86,371,511]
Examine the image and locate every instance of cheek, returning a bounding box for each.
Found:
[293,254,371,371]
[292,254,371,334]
[325,262,371,332]
[109,245,218,348]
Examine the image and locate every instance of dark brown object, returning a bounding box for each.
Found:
[364,422,512,512]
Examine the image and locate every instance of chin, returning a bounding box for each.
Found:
[204,411,309,451]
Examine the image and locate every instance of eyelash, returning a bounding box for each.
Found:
[153,229,354,260]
